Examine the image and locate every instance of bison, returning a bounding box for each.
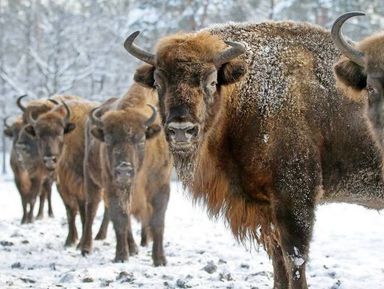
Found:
[4,116,53,223]
[3,95,56,223]
[80,84,172,265]
[124,21,384,289]
[332,12,384,160]
[23,99,97,246]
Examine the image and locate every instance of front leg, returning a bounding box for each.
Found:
[272,144,321,289]
[149,184,170,266]
[109,196,129,262]
[27,178,42,223]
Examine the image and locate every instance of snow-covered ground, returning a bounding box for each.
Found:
[0,176,384,289]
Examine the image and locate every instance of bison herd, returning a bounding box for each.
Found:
[2,11,384,289]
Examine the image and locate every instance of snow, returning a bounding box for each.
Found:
[0,178,384,289]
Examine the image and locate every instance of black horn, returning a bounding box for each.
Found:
[3,116,11,129]
[145,104,157,127]
[16,94,28,112]
[124,31,156,66]
[331,11,365,67]
[48,98,59,105]
[213,41,246,68]
[61,101,71,123]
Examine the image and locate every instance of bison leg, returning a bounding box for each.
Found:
[95,206,109,240]
[273,148,320,289]
[45,179,54,218]
[36,192,46,220]
[21,198,28,224]
[80,178,102,255]
[64,204,78,247]
[127,216,138,256]
[149,184,170,266]
[109,197,129,262]
[140,223,149,247]
[26,178,41,223]
[271,244,289,289]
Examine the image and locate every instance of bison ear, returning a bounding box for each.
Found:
[64,123,76,134]
[24,125,36,137]
[134,64,155,88]
[145,124,161,139]
[334,58,366,91]
[3,128,13,138]
[218,59,247,86]
[91,127,104,141]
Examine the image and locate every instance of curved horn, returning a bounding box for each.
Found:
[27,111,37,126]
[61,101,71,123]
[16,94,28,112]
[48,98,59,105]
[213,41,246,67]
[145,104,157,127]
[124,31,155,66]
[89,107,103,128]
[331,11,365,67]
[3,116,11,129]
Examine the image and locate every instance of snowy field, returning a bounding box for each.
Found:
[0,174,384,289]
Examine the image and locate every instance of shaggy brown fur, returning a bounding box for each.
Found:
[24,99,99,246]
[128,21,384,289]
[5,105,55,223]
[334,32,384,162]
[80,84,172,265]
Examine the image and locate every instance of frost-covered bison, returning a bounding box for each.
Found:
[332,12,384,160]
[124,21,384,289]
[80,84,172,265]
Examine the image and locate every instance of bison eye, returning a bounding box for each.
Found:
[154,82,161,90]
[210,81,217,87]
[367,85,378,96]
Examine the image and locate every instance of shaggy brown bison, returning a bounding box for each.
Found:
[125,21,384,288]
[24,99,96,246]
[4,116,53,223]
[3,95,55,223]
[332,12,384,158]
[80,84,172,265]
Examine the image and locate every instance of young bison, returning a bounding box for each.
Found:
[24,99,96,246]
[80,84,172,265]
[125,20,384,288]
[4,116,53,223]
[332,12,384,160]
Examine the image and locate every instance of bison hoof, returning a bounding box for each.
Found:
[36,214,44,220]
[114,256,128,263]
[140,240,148,247]
[129,245,139,256]
[48,212,54,218]
[153,255,167,267]
[64,238,77,247]
[81,248,91,256]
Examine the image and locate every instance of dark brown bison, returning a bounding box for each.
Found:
[4,96,56,223]
[24,99,96,246]
[4,116,53,223]
[124,21,384,288]
[332,12,384,159]
[80,84,172,265]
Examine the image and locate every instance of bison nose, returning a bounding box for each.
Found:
[115,162,134,178]
[43,156,57,170]
[166,122,199,144]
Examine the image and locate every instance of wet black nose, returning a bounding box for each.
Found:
[166,122,199,144]
[115,162,134,178]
